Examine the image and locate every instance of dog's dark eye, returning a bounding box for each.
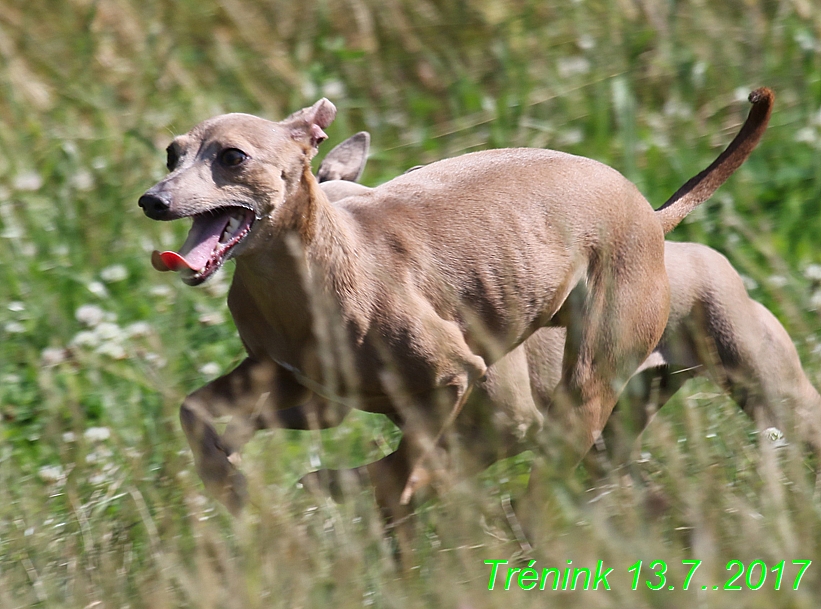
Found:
[219,148,248,168]
[166,147,179,172]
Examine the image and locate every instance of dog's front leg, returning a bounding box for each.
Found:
[179,356,321,514]
[385,304,487,505]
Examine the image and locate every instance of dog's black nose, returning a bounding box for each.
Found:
[138,193,172,219]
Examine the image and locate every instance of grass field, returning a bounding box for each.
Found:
[2,0,821,606]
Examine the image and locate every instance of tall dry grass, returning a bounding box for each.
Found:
[1,0,821,606]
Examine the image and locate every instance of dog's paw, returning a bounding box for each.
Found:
[197,451,248,515]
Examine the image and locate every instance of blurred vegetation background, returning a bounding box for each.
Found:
[2,0,821,607]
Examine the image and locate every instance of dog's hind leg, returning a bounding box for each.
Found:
[375,297,487,504]
[524,232,670,537]
[584,362,697,481]
[553,268,668,455]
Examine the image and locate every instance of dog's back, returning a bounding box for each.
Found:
[332,148,662,356]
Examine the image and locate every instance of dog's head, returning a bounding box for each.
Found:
[139,98,336,285]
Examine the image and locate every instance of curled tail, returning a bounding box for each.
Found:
[655,87,774,234]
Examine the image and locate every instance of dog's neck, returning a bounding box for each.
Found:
[295,161,367,308]
[230,160,372,367]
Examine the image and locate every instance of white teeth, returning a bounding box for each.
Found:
[219,214,244,244]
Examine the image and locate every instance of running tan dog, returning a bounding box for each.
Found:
[139,90,772,534]
[304,126,821,502]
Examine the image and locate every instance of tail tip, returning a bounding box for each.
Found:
[748,87,774,106]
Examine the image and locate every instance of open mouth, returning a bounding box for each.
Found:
[151,207,256,285]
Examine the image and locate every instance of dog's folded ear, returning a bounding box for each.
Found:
[285,98,337,149]
[317,132,370,183]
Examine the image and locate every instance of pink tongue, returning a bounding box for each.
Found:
[152,213,230,273]
[153,251,192,272]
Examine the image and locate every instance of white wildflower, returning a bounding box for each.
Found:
[762,427,787,448]
[322,80,345,98]
[62,431,76,443]
[637,451,651,463]
[7,301,24,312]
[740,274,758,291]
[125,321,151,338]
[577,34,595,50]
[84,426,111,442]
[85,446,113,463]
[95,341,126,360]
[143,352,166,368]
[70,169,94,191]
[199,362,222,378]
[100,264,128,283]
[94,322,123,342]
[810,289,821,311]
[734,86,753,102]
[76,304,105,327]
[478,96,494,114]
[198,311,225,326]
[663,98,692,119]
[1,224,21,239]
[804,264,821,282]
[13,171,43,191]
[557,56,590,79]
[795,127,819,147]
[301,80,318,100]
[691,61,707,87]
[41,347,67,367]
[794,30,817,53]
[140,236,155,253]
[767,275,788,288]
[149,284,173,298]
[38,464,65,484]
[71,330,99,348]
[557,128,584,147]
[4,321,25,334]
[87,281,109,298]
[89,472,108,485]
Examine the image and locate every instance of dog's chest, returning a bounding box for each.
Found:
[227,275,316,368]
